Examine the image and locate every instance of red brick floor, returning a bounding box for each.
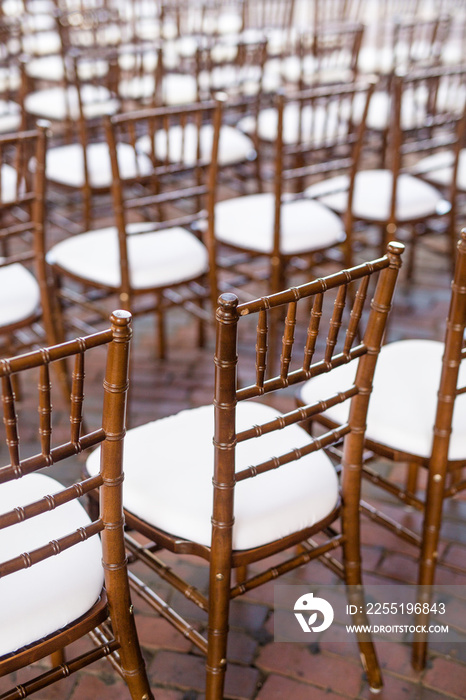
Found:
[3,242,466,698]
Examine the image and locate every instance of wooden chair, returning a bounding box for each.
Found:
[0,124,51,360]
[304,65,466,277]
[242,0,295,56]
[25,42,121,232]
[0,310,153,699]
[298,229,466,670]
[42,99,222,361]
[358,14,451,79]
[294,0,366,27]
[86,242,404,698]
[214,79,375,304]
[0,17,25,136]
[261,20,365,94]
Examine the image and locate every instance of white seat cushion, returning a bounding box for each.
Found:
[0,100,22,134]
[0,263,40,328]
[299,339,466,461]
[21,30,61,56]
[161,73,198,106]
[0,473,103,657]
[86,401,339,550]
[215,192,345,255]
[0,162,21,203]
[46,223,209,290]
[46,141,152,189]
[25,85,119,122]
[26,55,109,83]
[137,122,255,168]
[305,170,447,222]
[411,149,466,192]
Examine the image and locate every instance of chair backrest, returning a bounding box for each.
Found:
[0,124,49,347]
[116,42,162,111]
[271,78,375,263]
[388,15,451,74]
[195,34,268,101]
[104,97,223,306]
[291,21,364,90]
[0,311,143,685]
[159,0,246,40]
[386,64,466,227]
[242,0,295,30]
[311,0,366,26]
[212,242,404,566]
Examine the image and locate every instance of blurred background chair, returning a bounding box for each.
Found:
[86,242,404,699]
[213,79,375,311]
[0,123,50,361]
[304,65,466,279]
[298,228,466,670]
[42,99,222,362]
[25,43,121,232]
[0,310,153,700]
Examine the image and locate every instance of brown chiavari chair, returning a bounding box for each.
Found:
[0,310,154,700]
[260,20,365,94]
[213,79,375,309]
[242,0,295,56]
[305,64,466,278]
[0,124,51,361]
[86,242,404,699]
[302,0,366,27]
[0,18,24,136]
[42,98,222,362]
[298,228,466,670]
[25,42,122,232]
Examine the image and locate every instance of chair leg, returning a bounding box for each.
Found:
[50,649,65,666]
[156,302,166,359]
[205,558,232,698]
[406,461,419,499]
[342,454,382,691]
[411,464,446,671]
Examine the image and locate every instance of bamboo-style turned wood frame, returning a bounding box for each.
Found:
[125,242,404,699]
[0,311,153,700]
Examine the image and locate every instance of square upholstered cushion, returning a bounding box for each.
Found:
[86,401,339,551]
[0,473,104,657]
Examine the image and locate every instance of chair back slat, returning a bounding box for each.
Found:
[70,351,85,444]
[324,283,347,364]
[255,308,267,389]
[343,275,369,356]
[279,300,297,380]
[1,373,20,471]
[38,363,52,457]
[303,292,323,371]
